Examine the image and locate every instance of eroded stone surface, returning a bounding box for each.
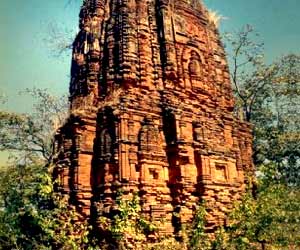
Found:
[55,0,253,235]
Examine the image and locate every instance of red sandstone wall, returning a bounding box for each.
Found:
[55,0,253,235]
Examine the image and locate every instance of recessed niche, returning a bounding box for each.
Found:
[215,163,227,181]
[149,169,159,180]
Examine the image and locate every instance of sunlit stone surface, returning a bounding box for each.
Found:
[54,0,253,235]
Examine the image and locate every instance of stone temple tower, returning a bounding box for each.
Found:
[55,0,253,235]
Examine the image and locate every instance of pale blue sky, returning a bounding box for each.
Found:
[207,0,300,60]
[0,0,81,112]
[0,0,299,164]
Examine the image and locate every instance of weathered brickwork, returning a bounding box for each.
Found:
[55,0,253,235]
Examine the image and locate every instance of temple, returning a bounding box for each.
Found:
[54,0,253,235]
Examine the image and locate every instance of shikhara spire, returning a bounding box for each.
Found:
[55,0,253,236]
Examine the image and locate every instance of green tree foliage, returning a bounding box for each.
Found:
[97,193,157,250]
[224,25,300,186]
[0,163,90,250]
[0,88,68,166]
[95,194,211,250]
[185,203,211,250]
[253,55,300,186]
[213,183,300,250]
[0,89,91,250]
[222,25,300,249]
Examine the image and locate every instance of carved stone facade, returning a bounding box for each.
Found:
[55,0,253,235]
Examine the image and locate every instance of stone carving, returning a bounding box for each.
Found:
[99,129,112,161]
[189,51,201,75]
[55,0,254,237]
[139,118,162,153]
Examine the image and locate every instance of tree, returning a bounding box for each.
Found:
[0,163,91,250]
[252,54,300,186]
[221,25,300,250]
[0,88,68,166]
[223,25,277,122]
[44,21,75,58]
[215,182,300,250]
[95,193,159,250]
[224,25,300,186]
[0,89,95,250]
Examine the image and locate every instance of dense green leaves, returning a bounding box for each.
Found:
[0,89,90,250]
[214,184,300,250]
[0,164,90,250]
[97,194,158,249]
[186,203,211,250]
